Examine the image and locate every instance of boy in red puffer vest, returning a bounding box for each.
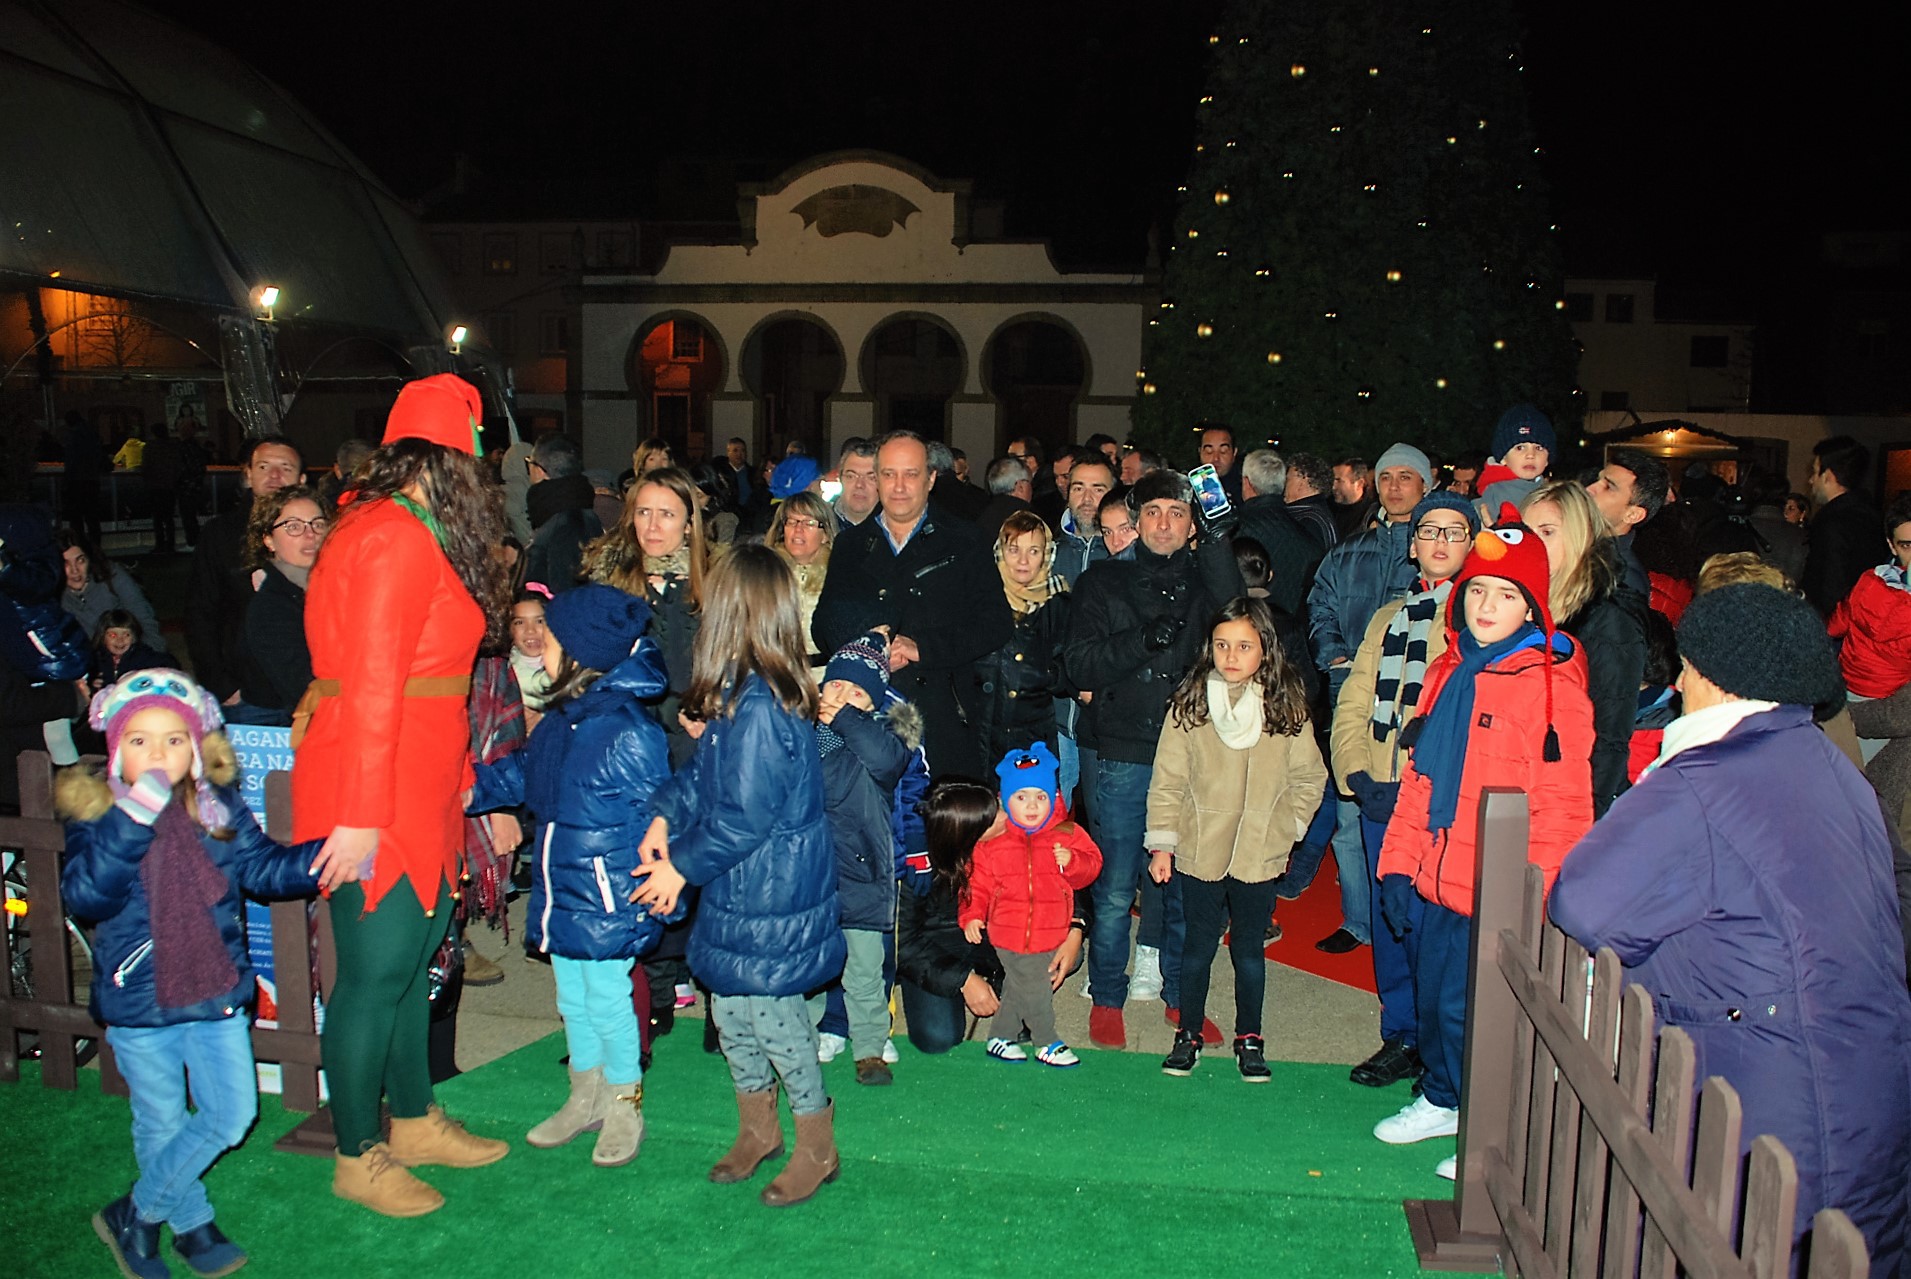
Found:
[959,742,1101,1067]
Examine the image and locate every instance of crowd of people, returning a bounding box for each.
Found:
[3,381,1908,1277]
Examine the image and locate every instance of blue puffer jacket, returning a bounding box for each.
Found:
[57,769,321,1029]
[820,699,921,931]
[649,675,843,997]
[1306,516,1417,671]
[468,639,681,960]
[0,504,87,682]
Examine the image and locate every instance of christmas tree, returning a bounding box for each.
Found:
[1133,2,1578,464]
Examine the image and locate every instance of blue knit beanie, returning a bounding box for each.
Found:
[544,583,651,672]
[1411,491,1483,535]
[824,630,889,706]
[1491,404,1556,459]
[996,741,1061,831]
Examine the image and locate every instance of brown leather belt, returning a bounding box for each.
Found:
[289,675,473,748]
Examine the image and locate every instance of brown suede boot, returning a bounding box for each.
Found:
[386,1105,510,1169]
[333,1143,445,1217]
[707,1088,784,1183]
[760,1101,839,1207]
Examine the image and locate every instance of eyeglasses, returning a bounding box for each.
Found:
[1413,525,1472,544]
[783,517,824,532]
[272,517,328,537]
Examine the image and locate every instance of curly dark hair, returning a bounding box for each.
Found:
[1166,597,1310,737]
[244,483,323,570]
[334,438,510,647]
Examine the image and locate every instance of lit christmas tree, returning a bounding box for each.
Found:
[1133,2,1578,463]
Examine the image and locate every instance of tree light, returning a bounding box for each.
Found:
[1492,339,1506,350]
[1266,352,1283,364]
[1290,63,1306,77]
[1195,323,1214,339]
[1142,382,1158,395]
[1213,190,1231,206]
[1386,270,1402,282]
[1435,378,1448,388]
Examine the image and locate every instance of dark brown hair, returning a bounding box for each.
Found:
[582,466,709,611]
[919,777,998,904]
[245,483,324,570]
[1166,597,1310,737]
[682,542,816,721]
[332,438,510,647]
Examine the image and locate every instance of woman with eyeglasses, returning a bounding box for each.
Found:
[768,491,834,663]
[236,484,329,723]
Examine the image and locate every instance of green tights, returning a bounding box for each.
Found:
[322,877,450,1153]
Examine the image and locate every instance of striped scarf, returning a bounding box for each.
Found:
[1369,578,1454,744]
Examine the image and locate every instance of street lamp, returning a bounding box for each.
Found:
[448,324,468,355]
[256,285,279,321]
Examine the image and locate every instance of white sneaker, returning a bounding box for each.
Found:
[1079,969,1094,999]
[1434,1155,1457,1180]
[880,1038,899,1064]
[816,1031,847,1064]
[1374,1095,1461,1145]
[986,1037,1028,1062]
[1129,945,1164,1001]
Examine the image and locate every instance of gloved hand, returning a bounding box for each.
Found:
[1379,874,1418,941]
[1344,770,1400,824]
[1143,614,1185,652]
[115,769,175,826]
[1192,496,1239,543]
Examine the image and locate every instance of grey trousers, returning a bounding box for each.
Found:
[808,928,890,1061]
[711,993,831,1115]
[993,949,1058,1047]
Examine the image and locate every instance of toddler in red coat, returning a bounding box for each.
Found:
[1828,495,1911,756]
[959,742,1102,1066]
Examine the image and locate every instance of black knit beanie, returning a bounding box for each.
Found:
[1677,584,1844,707]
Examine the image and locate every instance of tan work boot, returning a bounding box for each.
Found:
[333,1143,444,1217]
[386,1105,510,1169]
[760,1101,839,1207]
[526,1067,606,1148]
[592,1081,644,1168]
[462,944,505,987]
[708,1088,784,1183]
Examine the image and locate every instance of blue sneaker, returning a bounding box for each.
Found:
[174,1222,247,1278]
[92,1193,169,1279]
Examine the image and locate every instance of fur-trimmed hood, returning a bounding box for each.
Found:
[54,730,237,821]
[878,696,923,752]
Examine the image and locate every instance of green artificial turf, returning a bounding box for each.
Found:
[3,1031,1460,1279]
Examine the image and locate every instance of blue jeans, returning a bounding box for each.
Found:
[1416,901,1473,1110]
[1087,759,1183,1008]
[108,1013,258,1232]
[898,978,966,1055]
[552,955,641,1084]
[1332,798,1371,944]
[1361,815,1422,1044]
[1056,734,1081,812]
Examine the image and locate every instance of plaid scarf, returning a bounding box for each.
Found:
[462,654,526,933]
[1369,578,1453,744]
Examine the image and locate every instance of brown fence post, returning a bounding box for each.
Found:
[262,768,336,1157]
[1403,786,1529,1270]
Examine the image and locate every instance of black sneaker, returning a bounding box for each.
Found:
[1349,1037,1423,1088]
[1234,1034,1272,1083]
[1161,1028,1201,1076]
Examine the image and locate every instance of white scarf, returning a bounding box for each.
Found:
[1643,698,1778,777]
[1206,675,1264,750]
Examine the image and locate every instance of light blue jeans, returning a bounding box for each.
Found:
[107,1013,258,1232]
[713,994,830,1114]
[552,955,642,1084]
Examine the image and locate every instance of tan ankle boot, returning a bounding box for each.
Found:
[592,1081,644,1168]
[387,1105,510,1169]
[760,1101,839,1207]
[707,1088,784,1183]
[527,1067,605,1148]
[333,1143,444,1217]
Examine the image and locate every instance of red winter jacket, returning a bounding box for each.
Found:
[1378,640,1595,915]
[1828,568,1911,699]
[959,803,1102,955]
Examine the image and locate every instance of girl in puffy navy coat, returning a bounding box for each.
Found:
[630,543,845,1209]
[467,583,675,1169]
[57,669,321,1279]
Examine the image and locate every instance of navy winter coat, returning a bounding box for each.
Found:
[648,675,844,997]
[1306,517,1417,671]
[1551,707,1911,1276]
[59,777,320,1029]
[468,640,679,961]
[0,504,87,683]
[818,699,920,931]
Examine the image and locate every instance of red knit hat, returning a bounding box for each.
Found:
[1447,504,1564,761]
[382,373,484,455]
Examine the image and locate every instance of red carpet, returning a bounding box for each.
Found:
[1262,859,1379,994]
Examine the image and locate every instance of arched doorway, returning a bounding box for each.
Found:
[860,314,963,441]
[983,317,1086,457]
[740,315,844,458]
[628,314,725,460]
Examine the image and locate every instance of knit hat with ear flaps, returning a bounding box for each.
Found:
[1447,505,1563,761]
[543,583,652,673]
[382,373,485,456]
[1678,583,1845,708]
[89,668,233,823]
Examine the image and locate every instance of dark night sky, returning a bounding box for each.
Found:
[154,0,1906,284]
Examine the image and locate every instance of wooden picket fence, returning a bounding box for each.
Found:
[1406,789,1871,1278]
[0,752,337,1154]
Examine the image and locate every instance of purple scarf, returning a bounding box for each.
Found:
[139,801,239,1009]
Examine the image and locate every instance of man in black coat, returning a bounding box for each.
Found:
[974,455,1033,539]
[812,431,1012,780]
[1802,435,1882,616]
[1233,448,1325,619]
[524,433,603,593]
[185,435,303,705]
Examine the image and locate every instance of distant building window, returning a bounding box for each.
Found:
[430,232,461,277]
[1690,335,1729,368]
[1598,390,1630,411]
[540,233,569,275]
[483,233,518,276]
[540,312,570,355]
[1564,292,1594,322]
[1604,293,1635,324]
[671,320,703,362]
[597,231,633,269]
[483,311,516,356]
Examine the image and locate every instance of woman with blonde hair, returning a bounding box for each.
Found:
[767,490,834,662]
[1521,480,1649,817]
[972,510,1074,789]
[630,437,672,480]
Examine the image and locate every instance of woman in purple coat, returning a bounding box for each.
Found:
[1551,584,1911,1278]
